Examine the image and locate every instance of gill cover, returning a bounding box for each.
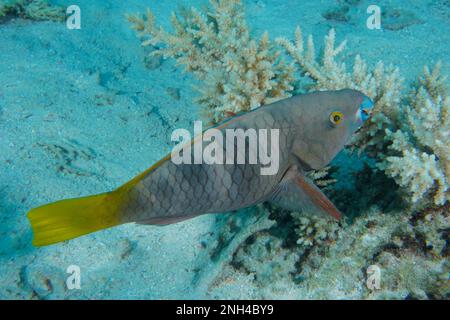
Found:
[292,89,370,170]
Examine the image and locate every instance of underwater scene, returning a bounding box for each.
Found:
[0,0,448,300]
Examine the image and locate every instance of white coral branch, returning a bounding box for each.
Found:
[128,0,295,123]
[383,69,449,206]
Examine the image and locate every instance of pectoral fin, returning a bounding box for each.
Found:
[269,166,341,220]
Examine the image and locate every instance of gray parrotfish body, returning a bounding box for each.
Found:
[27,89,374,246]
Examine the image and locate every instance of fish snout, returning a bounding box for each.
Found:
[359,96,374,122]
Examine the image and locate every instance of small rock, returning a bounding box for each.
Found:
[382,8,423,31]
[322,5,351,23]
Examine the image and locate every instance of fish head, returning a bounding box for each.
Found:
[292,89,373,170]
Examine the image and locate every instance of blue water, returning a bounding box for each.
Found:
[0,0,448,299]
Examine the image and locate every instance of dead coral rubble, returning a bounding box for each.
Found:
[0,0,64,22]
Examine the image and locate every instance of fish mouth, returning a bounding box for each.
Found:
[359,96,374,122]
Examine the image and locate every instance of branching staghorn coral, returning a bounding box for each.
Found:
[193,205,277,291]
[277,27,448,208]
[276,26,404,156]
[290,211,340,247]
[206,204,448,299]
[127,0,295,123]
[411,205,449,257]
[306,166,336,190]
[0,0,64,22]
[232,233,300,285]
[382,65,449,206]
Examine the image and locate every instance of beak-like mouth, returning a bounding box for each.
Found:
[359,96,374,122]
[361,108,373,119]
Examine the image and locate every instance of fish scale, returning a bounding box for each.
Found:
[27,89,374,246]
[124,106,295,223]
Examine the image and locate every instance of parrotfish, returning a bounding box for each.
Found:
[28,89,373,246]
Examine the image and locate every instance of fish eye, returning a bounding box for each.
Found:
[329,111,344,126]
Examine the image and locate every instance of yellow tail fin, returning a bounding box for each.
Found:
[27,191,124,247]
[27,152,171,247]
